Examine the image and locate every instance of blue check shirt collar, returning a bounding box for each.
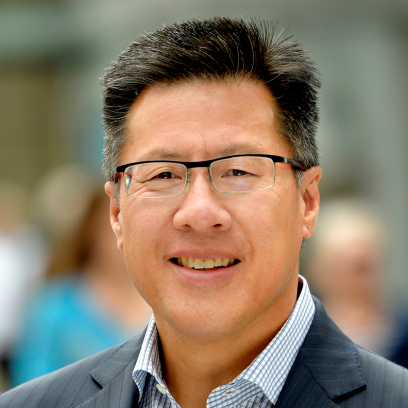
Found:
[133,275,315,407]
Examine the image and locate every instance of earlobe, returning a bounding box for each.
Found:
[105,181,124,250]
[112,219,123,249]
[301,167,322,239]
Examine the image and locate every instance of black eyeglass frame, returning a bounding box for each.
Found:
[114,154,305,184]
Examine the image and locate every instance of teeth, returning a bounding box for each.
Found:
[176,258,236,270]
[193,259,204,269]
[214,258,223,267]
[203,259,215,268]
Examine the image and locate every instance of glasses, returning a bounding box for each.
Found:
[115,154,305,199]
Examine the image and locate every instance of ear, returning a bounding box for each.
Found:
[301,167,322,239]
[105,181,124,250]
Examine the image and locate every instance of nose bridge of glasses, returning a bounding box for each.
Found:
[186,165,213,185]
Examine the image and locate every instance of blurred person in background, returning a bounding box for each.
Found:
[0,182,47,391]
[304,198,408,368]
[8,166,151,387]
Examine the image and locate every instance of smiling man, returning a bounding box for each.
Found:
[1,17,407,408]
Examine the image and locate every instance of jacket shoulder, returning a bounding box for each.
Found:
[335,345,408,407]
[357,345,408,388]
[295,297,408,407]
[0,342,124,408]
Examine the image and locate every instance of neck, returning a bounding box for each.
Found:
[155,283,298,408]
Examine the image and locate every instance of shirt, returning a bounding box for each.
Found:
[133,275,315,407]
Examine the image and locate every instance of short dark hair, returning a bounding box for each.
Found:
[101,17,320,184]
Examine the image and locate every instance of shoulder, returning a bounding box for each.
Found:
[332,346,408,407]
[307,296,408,406]
[300,297,408,406]
[356,344,408,389]
[0,342,124,407]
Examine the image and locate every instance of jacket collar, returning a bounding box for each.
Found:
[276,296,366,407]
[78,297,365,408]
[73,330,146,408]
[89,328,146,389]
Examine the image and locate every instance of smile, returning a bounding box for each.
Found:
[171,257,240,270]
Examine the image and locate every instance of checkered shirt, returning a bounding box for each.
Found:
[132,275,315,408]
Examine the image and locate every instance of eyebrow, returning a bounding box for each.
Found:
[216,145,263,157]
[137,143,266,162]
[138,148,184,161]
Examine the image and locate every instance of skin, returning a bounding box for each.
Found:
[106,79,321,408]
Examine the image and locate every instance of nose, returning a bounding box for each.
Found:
[172,168,233,233]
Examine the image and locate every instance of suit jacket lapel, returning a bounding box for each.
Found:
[73,330,146,408]
[276,297,366,408]
[275,358,339,408]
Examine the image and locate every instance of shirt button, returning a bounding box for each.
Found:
[156,383,166,394]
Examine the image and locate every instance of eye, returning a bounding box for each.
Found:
[153,171,179,179]
[226,169,250,177]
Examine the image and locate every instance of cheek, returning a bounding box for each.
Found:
[247,197,303,287]
[121,206,155,270]
[250,193,303,249]
[121,198,170,248]
[120,201,175,293]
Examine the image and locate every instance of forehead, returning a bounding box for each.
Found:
[122,79,290,163]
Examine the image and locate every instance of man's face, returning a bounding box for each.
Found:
[106,80,320,338]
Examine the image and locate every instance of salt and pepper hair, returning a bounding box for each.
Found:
[101,17,321,185]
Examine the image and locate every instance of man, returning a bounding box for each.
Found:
[1,17,407,408]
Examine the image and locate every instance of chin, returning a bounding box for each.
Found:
[159,302,252,338]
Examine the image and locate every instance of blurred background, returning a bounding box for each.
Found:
[0,0,407,392]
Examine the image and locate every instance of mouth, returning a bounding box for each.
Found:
[171,257,240,271]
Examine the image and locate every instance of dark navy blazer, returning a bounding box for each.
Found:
[1,297,408,407]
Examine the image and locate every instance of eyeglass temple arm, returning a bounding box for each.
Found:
[275,157,305,171]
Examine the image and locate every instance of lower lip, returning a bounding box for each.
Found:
[171,262,238,285]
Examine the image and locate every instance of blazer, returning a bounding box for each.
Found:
[1,297,408,407]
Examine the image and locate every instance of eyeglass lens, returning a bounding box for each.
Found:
[124,156,276,198]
